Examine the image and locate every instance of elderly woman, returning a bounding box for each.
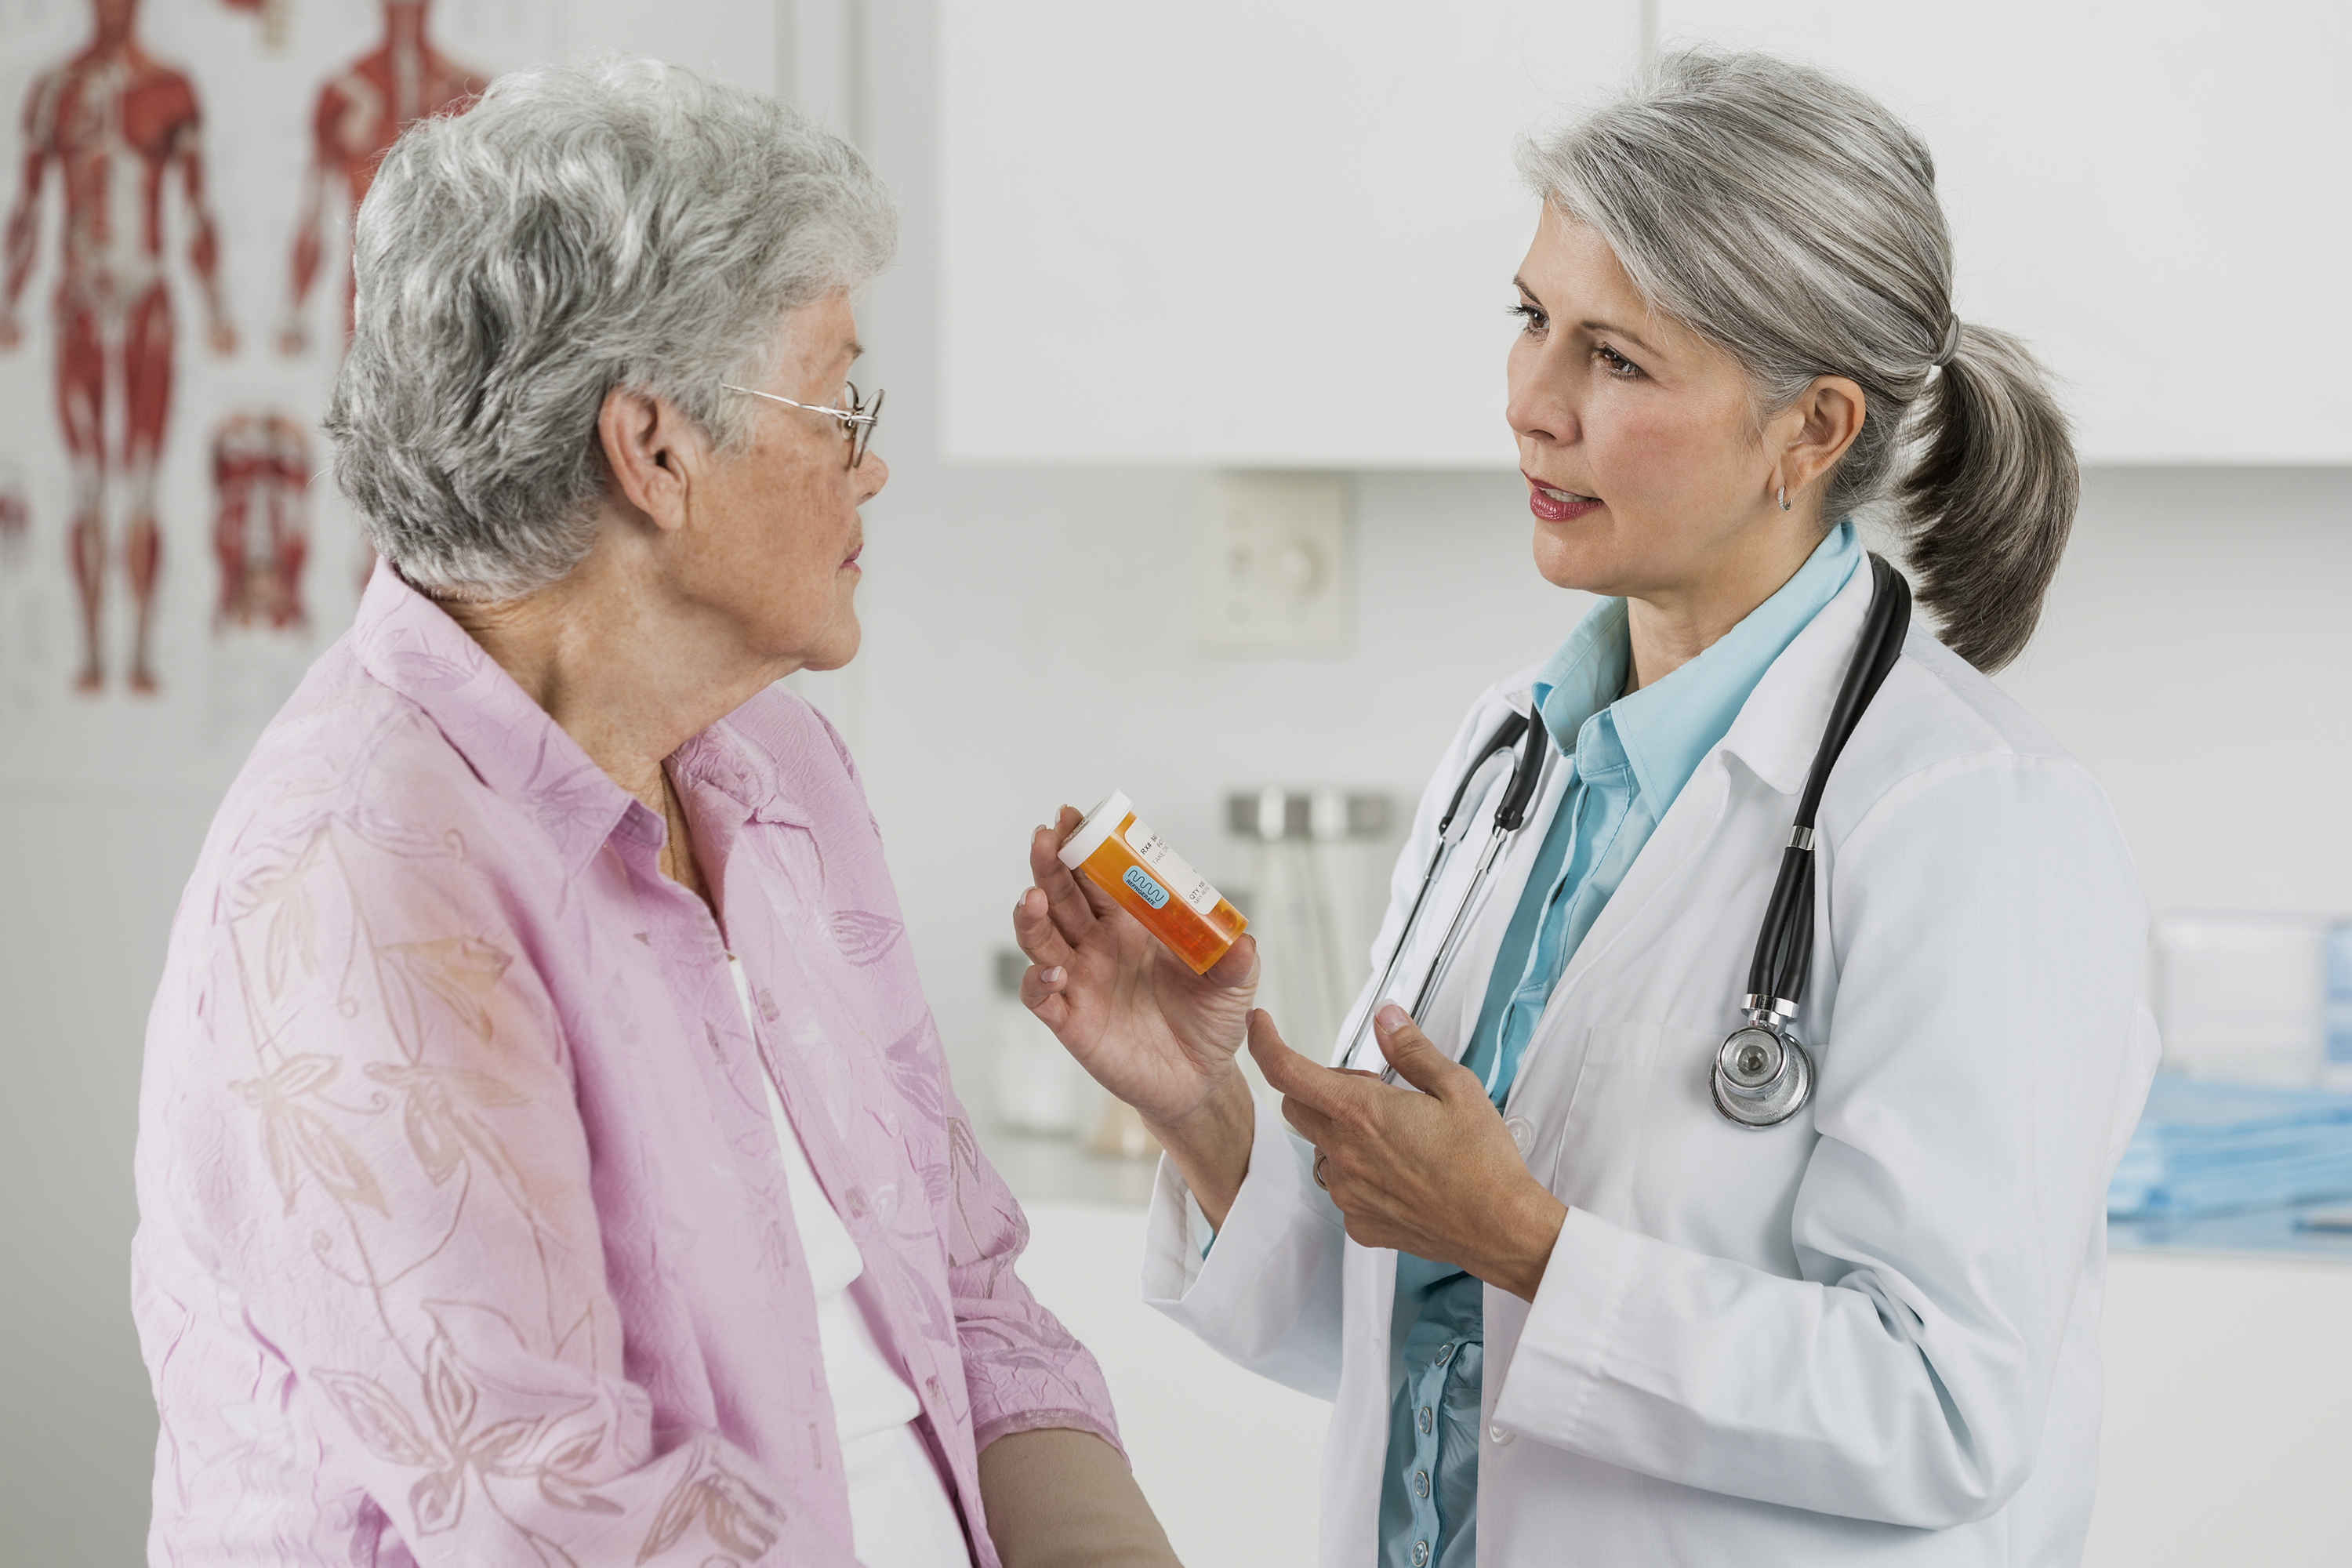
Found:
[131,60,1172,1568]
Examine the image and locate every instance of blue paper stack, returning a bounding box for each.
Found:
[2107,1076,2352,1220]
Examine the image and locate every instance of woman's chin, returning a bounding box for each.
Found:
[794,616,862,674]
[1530,528,1621,593]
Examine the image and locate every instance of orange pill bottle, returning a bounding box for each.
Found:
[1059,790,1247,975]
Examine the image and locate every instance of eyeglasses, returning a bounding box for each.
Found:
[719,381,885,470]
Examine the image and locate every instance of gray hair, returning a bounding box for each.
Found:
[1519,49,2075,672]
[326,56,898,600]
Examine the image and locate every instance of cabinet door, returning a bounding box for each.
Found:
[1654,0,2352,463]
[939,0,1642,467]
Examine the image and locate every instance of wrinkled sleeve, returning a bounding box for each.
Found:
[1493,753,2160,1527]
[183,814,854,1567]
[1139,1095,1348,1399]
[931,1065,1124,1459]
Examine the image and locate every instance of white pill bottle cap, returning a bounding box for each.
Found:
[1058,790,1134,870]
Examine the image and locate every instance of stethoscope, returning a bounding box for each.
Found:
[1335,554,1911,1128]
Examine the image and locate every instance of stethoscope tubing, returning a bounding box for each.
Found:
[1324,554,1913,1128]
[1335,711,1550,1081]
[1372,822,1510,1086]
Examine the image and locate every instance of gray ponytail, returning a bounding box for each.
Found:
[1518,49,2078,671]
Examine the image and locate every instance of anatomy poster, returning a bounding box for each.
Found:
[0,0,552,788]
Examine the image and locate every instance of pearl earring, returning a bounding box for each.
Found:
[1776,485,1791,513]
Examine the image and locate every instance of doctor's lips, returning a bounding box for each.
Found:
[1524,473,1601,522]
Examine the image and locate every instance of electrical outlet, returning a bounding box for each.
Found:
[1196,474,1350,652]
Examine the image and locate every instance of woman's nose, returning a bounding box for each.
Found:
[857,451,890,501]
[1505,358,1577,450]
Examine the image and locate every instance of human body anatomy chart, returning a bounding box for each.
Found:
[0,0,550,782]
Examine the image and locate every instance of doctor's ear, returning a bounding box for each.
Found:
[1767,375,1867,510]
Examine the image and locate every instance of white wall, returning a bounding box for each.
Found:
[3,0,2350,1560]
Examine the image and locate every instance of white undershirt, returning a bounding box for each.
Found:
[728,958,970,1567]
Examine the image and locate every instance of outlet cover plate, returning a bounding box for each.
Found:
[1196,473,1350,651]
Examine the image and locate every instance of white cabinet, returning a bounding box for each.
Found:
[1653,0,2352,463]
[941,1,2349,467]
[938,0,1642,467]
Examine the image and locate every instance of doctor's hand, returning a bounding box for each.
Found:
[1254,1003,1569,1303]
[1016,807,1261,1225]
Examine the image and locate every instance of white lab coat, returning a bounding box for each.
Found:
[1142,563,2160,1565]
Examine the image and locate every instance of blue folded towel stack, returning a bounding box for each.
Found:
[2108,1076,2352,1219]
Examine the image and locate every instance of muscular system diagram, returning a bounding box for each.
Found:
[211,412,309,635]
[0,0,237,695]
[279,0,485,358]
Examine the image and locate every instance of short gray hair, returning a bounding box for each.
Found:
[1519,49,2076,672]
[327,56,898,600]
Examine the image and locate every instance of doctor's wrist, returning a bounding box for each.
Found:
[1142,1070,1256,1230]
[1481,1181,1570,1305]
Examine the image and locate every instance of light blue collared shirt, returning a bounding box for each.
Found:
[1378,521,1860,1568]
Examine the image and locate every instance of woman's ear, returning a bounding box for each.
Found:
[1772,375,1867,503]
[597,387,701,536]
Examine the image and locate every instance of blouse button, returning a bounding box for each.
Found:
[1504,1116,1535,1157]
[1489,1424,1515,1446]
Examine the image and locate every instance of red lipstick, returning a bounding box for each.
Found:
[1524,473,1601,523]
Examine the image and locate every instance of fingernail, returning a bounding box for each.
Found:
[1042,966,1065,984]
[1376,1003,1409,1033]
[1034,824,1050,836]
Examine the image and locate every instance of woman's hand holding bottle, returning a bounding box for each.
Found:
[1014,807,1260,1225]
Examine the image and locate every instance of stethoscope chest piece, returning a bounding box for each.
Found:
[1711,1018,1813,1128]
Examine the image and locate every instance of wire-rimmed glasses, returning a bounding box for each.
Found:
[719,381,885,469]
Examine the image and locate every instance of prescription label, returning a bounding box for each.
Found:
[1123,816,1224,916]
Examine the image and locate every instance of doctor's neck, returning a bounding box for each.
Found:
[1621,514,1826,692]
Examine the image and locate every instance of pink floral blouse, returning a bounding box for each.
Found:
[131,564,1120,1566]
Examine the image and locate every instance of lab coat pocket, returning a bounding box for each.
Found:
[1550,1020,1812,1263]
[1628,1022,1817,1272]
[1546,1020,1679,1224]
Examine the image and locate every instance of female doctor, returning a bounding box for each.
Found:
[1014,50,2157,1567]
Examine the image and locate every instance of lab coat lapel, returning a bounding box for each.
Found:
[1501,561,1879,1104]
[1715,551,1879,798]
[1534,753,1730,1053]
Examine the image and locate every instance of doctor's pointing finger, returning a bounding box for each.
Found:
[1253,1006,1567,1300]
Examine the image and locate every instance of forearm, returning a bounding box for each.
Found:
[5,197,38,308]
[286,165,325,305]
[1141,1067,1255,1229]
[978,1428,1178,1568]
